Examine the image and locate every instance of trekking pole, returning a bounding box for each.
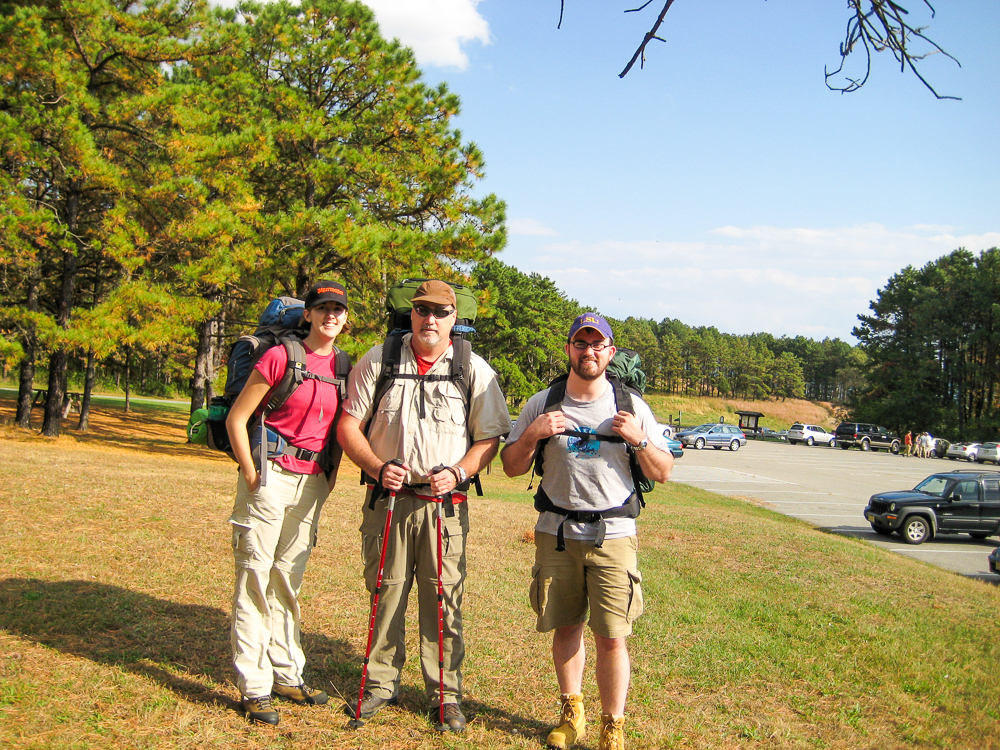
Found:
[430,465,449,733]
[348,488,397,730]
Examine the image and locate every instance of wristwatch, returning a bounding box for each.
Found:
[453,465,468,483]
[631,438,648,452]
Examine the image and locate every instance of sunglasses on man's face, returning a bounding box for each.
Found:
[413,305,455,319]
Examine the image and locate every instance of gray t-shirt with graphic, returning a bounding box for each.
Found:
[509,380,668,541]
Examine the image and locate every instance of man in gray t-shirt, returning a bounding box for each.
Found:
[500,312,673,750]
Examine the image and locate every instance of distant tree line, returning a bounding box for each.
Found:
[5,0,982,440]
[851,247,1000,441]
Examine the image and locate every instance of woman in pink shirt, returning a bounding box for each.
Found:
[225,280,349,726]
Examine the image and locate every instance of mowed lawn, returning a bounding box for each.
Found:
[1,398,999,749]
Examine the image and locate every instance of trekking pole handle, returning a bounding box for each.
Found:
[378,458,405,489]
[430,464,453,498]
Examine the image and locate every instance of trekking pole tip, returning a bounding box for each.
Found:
[347,718,365,730]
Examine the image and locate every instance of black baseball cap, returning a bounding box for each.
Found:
[303,280,349,309]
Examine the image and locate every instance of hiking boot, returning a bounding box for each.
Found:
[343,690,398,719]
[241,695,279,726]
[429,702,467,732]
[272,682,329,705]
[547,693,586,749]
[599,714,626,750]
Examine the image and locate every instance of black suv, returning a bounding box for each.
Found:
[835,422,901,453]
[863,469,1000,544]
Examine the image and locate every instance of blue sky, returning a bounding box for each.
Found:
[363,1,1000,342]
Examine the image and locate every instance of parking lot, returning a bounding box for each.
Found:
[669,439,1000,580]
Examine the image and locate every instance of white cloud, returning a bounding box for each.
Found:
[362,0,490,69]
[503,224,1000,341]
[507,217,559,236]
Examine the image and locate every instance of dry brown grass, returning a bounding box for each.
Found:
[644,393,836,429]
[2,396,1000,749]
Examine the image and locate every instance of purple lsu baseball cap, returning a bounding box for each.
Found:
[567,312,614,343]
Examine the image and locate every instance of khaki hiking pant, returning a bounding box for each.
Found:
[360,488,469,706]
[229,462,329,698]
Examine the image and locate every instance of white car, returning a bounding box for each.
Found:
[786,424,837,447]
[976,442,1000,464]
[946,442,982,462]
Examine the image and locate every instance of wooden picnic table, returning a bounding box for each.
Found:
[31,389,85,418]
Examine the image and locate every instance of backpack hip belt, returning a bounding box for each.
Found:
[367,482,468,516]
[534,486,640,551]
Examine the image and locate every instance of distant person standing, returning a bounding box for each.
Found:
[500,312,673,750]
[903,430,913,456]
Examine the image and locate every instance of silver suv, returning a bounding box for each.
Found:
[786,424,836,447]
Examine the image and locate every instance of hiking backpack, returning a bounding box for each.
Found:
[193,296,351,479]
[531,348,654,550]
[362,278,483,497]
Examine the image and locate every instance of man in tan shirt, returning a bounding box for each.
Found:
[338,280,511,732]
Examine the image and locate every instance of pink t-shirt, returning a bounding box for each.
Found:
[254,343,340,474]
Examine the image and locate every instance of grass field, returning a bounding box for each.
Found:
[1,396,999,749]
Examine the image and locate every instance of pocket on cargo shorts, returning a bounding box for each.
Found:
[528,563,545,617]
[625,568,644,623]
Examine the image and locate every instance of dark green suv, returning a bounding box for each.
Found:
[835,422,901,453]
[863,469,1000,544]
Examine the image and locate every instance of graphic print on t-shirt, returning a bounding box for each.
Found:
[567,426,600,458]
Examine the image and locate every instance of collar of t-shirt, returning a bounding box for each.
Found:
[414,341,452,376]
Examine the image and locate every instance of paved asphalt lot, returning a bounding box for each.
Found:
[669,439,1000,581]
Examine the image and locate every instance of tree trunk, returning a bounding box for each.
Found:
[15,279,41,427]
[124,345,131,413]
[41,349,68,436]
[42,186,81,437]
[15,349,35,428]
[77,347,96,431]
[191,317,214,412]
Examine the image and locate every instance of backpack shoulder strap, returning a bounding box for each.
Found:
[263,337,308,414]
[533,376,569,478]
[451,336,472,404]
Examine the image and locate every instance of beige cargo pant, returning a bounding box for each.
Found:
[360,488,468,707]
[229,462,329,698]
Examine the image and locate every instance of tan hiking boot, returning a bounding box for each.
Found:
[272,682,329,705]
[241,695,279,726]
[546,693,586,749]
[599,714,626,750]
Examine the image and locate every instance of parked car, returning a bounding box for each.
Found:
[757,427,786,442]
[977,442,1000,465]
[656,424,684,459]
[786,424,836,447]
[863,468,1000,544]
[675,423,747,451]
[656,422,676,438]
[664,435,684,459]
[989,545,1000,574]
[946,442,982,462]
[834,422,901,453]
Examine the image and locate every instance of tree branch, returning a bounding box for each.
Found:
[618,0,677,78]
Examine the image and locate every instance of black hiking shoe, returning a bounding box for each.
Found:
[343,690,398,719]
[430,703,467,732]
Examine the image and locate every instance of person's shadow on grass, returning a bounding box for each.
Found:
[0,577,551,739]
[0,577,359,713]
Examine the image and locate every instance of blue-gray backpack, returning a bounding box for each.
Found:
[203,297,351,478]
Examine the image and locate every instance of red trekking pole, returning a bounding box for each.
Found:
[430,465,452,732]
[347,488,396,730]
[435,494,448,731]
